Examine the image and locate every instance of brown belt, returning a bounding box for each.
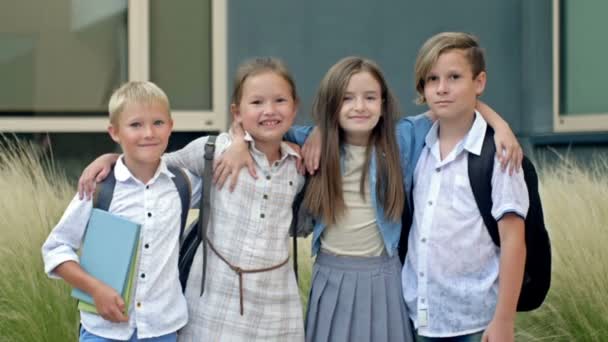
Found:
[205,236,290,315]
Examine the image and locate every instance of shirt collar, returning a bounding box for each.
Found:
[424,110,488,159]
[114,155,174,184]
[243,130,301,163]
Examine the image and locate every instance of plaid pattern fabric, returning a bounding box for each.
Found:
[166,134,305,341]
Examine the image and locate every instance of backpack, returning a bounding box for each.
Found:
[93,161,193,292]
[468,126,551,312]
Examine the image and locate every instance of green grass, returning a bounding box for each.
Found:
[0,137,78,341]
[1,136,607,341]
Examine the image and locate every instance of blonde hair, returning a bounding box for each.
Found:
[108,81,170,124]
[303,56,405,224]
[231,57,298,105]
[414,32,486,104]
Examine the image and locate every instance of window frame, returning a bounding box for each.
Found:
[553,0,608,132]
[0,0,227,133]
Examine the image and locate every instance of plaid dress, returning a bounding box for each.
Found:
[167,134,305,342]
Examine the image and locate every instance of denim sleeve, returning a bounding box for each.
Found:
[284,125,314,146]
[395,113,433,193]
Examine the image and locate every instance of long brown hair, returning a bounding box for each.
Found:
[303,56,405,224]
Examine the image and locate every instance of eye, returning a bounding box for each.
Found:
[153,120,165,126]
[366,95,378,101]
[426,75,438,82]
[129,122,142,128]
[343,95,353,102]
[250,99,262,105]
[276,97,288,103]
[449,73,461,80]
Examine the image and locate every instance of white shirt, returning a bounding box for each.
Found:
[402,112,529,337]
[42,157,201,340]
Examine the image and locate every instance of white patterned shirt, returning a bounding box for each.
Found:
[402,112,529,337]
[42,157,201,340]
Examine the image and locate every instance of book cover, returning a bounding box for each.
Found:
[71,208,140,306]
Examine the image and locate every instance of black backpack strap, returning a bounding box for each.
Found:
[168,166,192,242]
[199,135,216,295]
[93,166,117,211]
[467,126,501,246]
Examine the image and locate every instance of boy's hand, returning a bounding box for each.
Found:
[213,138,255,192]
[482,317,515,342]
[91,283,129,323]
[493,125,523,175]
[301,127,321,175]
[78,154,119,200]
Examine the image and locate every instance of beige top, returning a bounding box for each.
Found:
[320,144,385,257]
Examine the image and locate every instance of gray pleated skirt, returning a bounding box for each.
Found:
[305,252,414,342]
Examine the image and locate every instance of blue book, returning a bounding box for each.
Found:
[71,208,141,306]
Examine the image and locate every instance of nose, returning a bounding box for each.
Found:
[143,123,154,138]
[354,96,364,111]
[263,101,276,115]
[436,78,449,94]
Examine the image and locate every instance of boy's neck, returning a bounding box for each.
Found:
[437,110,476,160]
[121,155,161,184]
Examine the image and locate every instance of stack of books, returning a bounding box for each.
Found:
[71,209,141,315]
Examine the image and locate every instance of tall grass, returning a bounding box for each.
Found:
[515,157,608,341]
[1,136,607,341]
[0,137,77,341]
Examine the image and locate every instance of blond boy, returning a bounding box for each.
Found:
[42,82,201,342]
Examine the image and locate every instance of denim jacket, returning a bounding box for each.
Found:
[285,113,432,257]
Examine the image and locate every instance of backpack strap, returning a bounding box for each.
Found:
[168,166,192,242]
[467,126,501,246]
[199,135,217,295]
[93,166,117,211]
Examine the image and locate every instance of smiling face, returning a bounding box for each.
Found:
[108,101,173,170]
[338,71,383,146]
[423,49,486,121]
[231,71,297,150]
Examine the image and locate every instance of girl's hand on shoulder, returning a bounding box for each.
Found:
[91,283,128,323]
[213,138,255,192]
[482,317,514,342]
[77,154,117,200]
[301,126,321,175]
[493,124,523,175]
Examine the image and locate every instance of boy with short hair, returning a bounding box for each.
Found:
[402,32,529,341]
[42,81,200,342]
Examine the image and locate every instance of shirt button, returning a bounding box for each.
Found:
[144,243,150,249]
[435,167,440,172]
[260,213,265,219]
[136,302,142,308]
[140,273,145,279]
[428,201,433,206]
[289,181,293,186]
[421,298,426,303]
[419,272,424,277]
[146,185,150,189]
[421,238,426,243]
[263,194,268,200]
[147,212,152,218]
[266,175,271,180]
[274,162,279,167]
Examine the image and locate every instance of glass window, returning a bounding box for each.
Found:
[150,0,212,111]
[0,0,128,114]
[559,0,608,115]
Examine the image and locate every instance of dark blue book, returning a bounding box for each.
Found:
[71,208,141,306]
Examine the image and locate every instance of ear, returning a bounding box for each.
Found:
[108,125,120,144]
[474,71,487,96]
[167,117,174,132]
[230,103,242,123]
